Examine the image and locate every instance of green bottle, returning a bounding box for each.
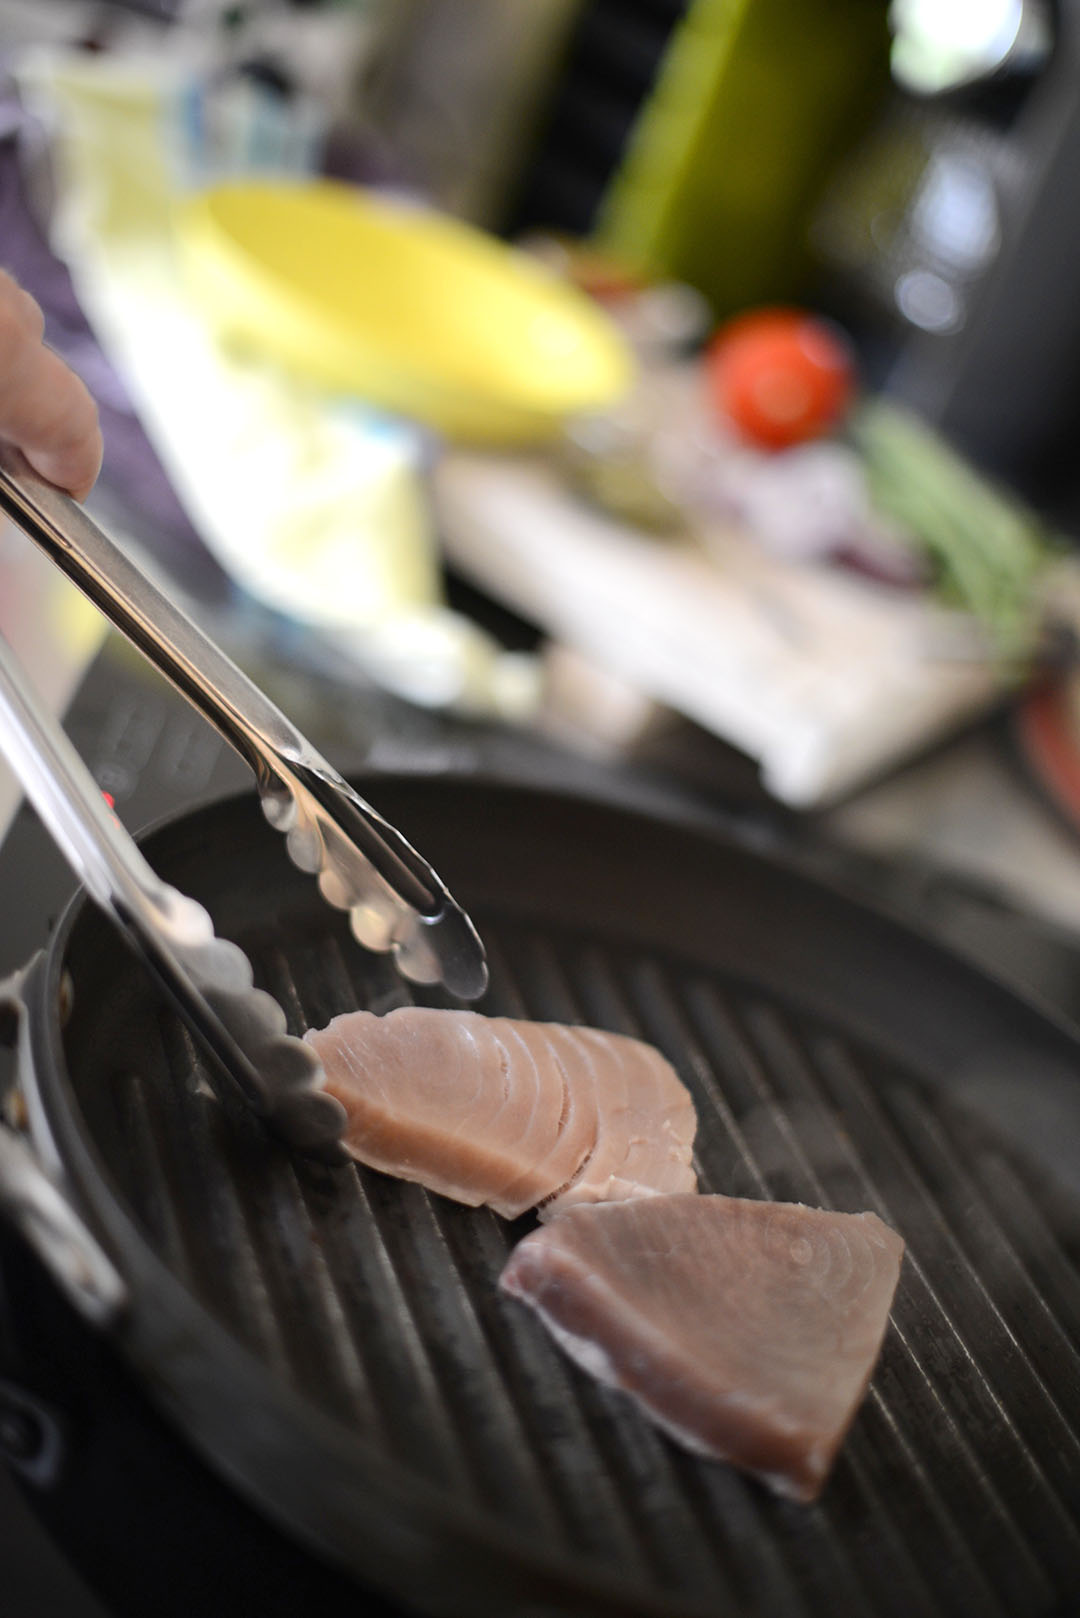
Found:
[595,0,890,318]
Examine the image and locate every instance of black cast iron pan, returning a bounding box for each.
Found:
[4,772,1080,1618]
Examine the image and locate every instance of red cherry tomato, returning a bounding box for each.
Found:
[705,308,856,450]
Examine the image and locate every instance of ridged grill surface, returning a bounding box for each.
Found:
[73,905,1080,1618]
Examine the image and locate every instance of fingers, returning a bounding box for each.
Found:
[12,350,103,501]
[0,268,103,500]
[0,269,46,344]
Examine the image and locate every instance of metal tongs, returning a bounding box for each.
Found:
[0,443,488,1161]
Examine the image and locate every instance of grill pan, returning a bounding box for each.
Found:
[4,772,1080,1618]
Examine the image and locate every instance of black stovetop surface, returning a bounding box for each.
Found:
[5,634,1080,1618]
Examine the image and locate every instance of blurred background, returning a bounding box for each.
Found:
[5,2,1080,1604]
[5,6,1080,1028]
[6,19,1080,1020]
[3,0,1080,817]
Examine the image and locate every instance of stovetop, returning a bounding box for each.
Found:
[5,633,1080,1618]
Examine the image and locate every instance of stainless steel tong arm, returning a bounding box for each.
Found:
[0,623,347,1159]
[0,443,488,1002]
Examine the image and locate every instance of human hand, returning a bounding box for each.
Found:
[0,268,103,500]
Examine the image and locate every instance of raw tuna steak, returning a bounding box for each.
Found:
[499,1193,904,1501]
[542,1026,697,1216]
[304,1007,697,1219]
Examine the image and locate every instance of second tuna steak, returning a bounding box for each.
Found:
[500,1193,905,1501]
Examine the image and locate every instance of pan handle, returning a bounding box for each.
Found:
[0,443,487,1002]
[0,626,348,1160]
[0,966,125,1327]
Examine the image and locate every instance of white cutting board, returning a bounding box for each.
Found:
[434,452,1000,807]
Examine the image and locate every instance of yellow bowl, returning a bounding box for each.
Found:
[175,180,633,443]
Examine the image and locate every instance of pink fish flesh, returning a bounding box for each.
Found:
[304,1007,697,1219]
[499,1193,905,1501]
